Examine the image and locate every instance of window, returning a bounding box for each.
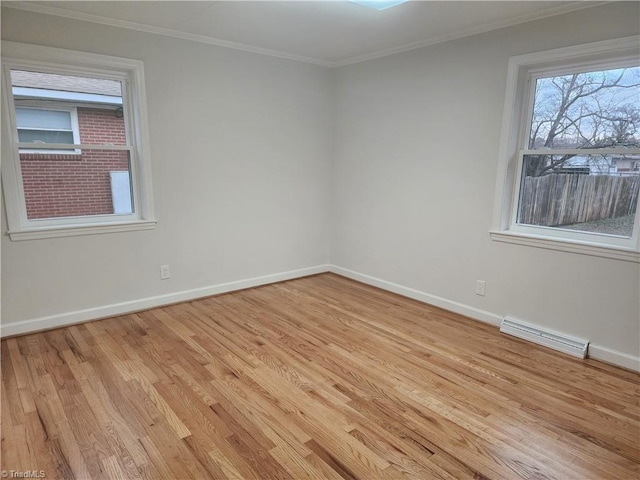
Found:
[1,42,155,240]
[16,106,80,153]
[491,37,640,263]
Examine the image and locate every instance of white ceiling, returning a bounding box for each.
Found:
[5,1,603,66]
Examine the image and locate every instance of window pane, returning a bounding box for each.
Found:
[11,69,126,146]
[15,108,72,129]
[12,69,132,220]
[11,70,122,99]
[518,154,639,237]
[529,67,640,150]
[77,107,127,146]
[20,149,133,219]
[18,129,74,145]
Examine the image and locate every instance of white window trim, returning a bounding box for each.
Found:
[490,36,640,263]
[16,105,81,154]
[1,42,156,240]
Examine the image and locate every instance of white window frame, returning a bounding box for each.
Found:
[1,42,156,240]
[16,105,81,154]
[490,37,640,263]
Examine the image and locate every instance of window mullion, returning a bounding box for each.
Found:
[17,143,134,151]
[521,148,640,156]
[17,127,74,132]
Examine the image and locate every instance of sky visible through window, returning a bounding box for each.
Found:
[529,67,640,150]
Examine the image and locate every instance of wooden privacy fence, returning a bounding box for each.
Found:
[518,174,640,227]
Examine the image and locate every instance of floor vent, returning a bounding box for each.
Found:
[500,317,589,359]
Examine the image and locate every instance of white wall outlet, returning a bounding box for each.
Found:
[160,264,171,280]
[475,280,486,296]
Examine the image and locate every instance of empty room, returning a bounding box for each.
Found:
[1,1,639,479]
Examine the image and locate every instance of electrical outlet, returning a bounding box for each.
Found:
[160,264,171,280]
[475,280,486,296]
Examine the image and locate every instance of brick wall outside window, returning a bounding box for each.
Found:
[20,107,129,219]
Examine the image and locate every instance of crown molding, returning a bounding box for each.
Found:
[2,1,335,67]
[3,1,611,69]
[332,1,612,67]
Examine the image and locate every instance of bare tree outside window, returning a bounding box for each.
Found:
[517,66,640,237]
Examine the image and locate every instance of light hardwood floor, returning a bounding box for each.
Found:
[2,273,639,479]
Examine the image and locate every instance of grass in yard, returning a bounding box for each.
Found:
[559,214,635,237]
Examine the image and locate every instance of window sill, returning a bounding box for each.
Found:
[489,230,640,263]
[7,219,157,241]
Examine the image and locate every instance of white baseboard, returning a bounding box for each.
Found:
[588,344,640,372]
[4,262,638,373]
[0,264,330,338]
[328,265,640,373]
[328,265,503,326]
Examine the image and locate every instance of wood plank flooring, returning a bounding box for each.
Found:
[2,273,639,479]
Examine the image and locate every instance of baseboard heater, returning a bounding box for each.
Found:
[500,316,589,359]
